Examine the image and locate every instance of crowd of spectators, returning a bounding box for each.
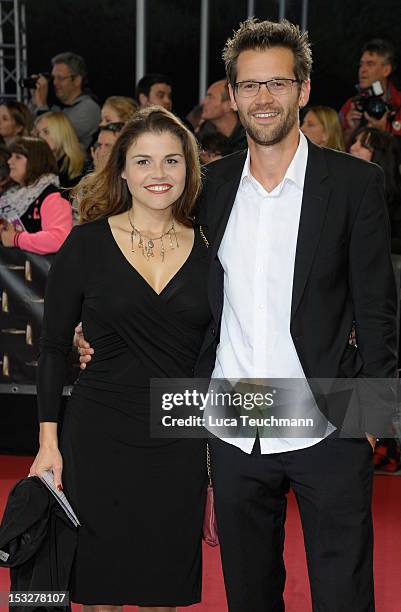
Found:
[0,38,400,471]
[339,39,401,146]
[0,38,401,260]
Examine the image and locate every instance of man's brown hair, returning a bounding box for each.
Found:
[223,18,312,87]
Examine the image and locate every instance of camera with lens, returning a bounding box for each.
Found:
[352,80,391,120]
[19,73,50,89]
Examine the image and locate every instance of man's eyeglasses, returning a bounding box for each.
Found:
[52,74,76,83]
[235,78,300,98]
[100,122,125,133]
[92,142,114,151]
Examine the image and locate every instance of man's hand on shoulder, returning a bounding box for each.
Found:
[73,323,94,369]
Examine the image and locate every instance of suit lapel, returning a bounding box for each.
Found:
[291,141,331,321]
[210,176,244,260]
[203,151,247,260]
[201,152,246,323]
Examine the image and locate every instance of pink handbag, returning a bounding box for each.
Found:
[203,443,219,546]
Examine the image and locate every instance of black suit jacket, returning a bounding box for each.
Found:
[194,139,398,386]
[0,477,77,612]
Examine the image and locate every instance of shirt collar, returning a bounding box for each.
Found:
[240,130,308,195]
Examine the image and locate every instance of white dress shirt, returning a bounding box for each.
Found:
[211,132,334,454]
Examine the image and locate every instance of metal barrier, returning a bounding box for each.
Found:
[0,247,400,454]
[0,245,78,392]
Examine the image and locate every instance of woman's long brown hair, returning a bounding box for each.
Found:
[75,106,201,225]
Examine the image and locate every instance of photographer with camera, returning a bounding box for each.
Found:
[28,51,100,151]
[339,39,401,148]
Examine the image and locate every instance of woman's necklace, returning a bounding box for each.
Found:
[127,210,179,262]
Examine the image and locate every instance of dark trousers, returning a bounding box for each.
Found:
[209,435,375,612]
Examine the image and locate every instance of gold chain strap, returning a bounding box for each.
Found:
[200,224,211,483]
[199,225,209,249]
[206,442,212,485]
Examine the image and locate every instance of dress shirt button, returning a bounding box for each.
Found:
[258,304,264,310]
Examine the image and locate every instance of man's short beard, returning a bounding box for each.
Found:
[238,104,299,146]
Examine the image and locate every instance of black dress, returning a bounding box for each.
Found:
[37,218,211,606]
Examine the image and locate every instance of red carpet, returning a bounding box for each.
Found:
[1,455,400,611]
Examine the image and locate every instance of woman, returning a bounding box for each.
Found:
[0,100,33,145]
[100,95,138,126]
[34,112,86,188]
[350,127,401,253]
[301,105,345,151]
[0,145,12,195]
[0,137,72,254]
[28,107,210,610]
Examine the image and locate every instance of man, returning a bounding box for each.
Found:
[135,73,197,133]
[90,122,123,171]
[339,38,401,145]
[200,79,247,152]
[135,73,173,111]
[195,19,397,611]
[30,52,101,150]
[199,131,233,165]
[78,20,397,612]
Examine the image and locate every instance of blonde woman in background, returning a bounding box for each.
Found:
[34,111,86,188]
[301,105,345,151]
[100,95,138,126]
